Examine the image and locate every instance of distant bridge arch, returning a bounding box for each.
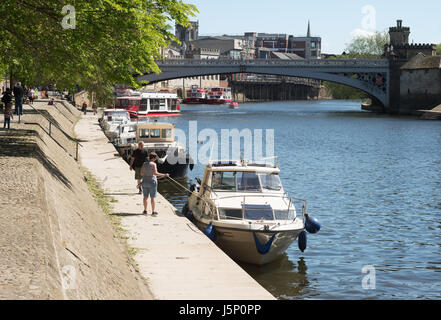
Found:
[138,59,390,107]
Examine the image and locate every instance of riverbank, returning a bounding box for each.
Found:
[75,111,275,300]
[0,101,151,299]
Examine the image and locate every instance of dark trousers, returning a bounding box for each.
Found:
[15,97,23,115]
[4,117,10,129]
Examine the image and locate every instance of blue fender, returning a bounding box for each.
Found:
[305,214,321,234]
[203,223,217,241]
[298,230,307,253]
[253,233,276,255]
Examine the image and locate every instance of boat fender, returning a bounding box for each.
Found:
[253,233,276,255]
[305,214,321,234]
[203,223,217,241]
[182,202,189,216]
[298,230,307,253]
[182,203,194,221]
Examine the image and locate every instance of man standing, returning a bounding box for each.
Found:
[130,142,148,194]
[13,82,24,116]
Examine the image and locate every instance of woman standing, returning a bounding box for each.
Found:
[140,152,169,216]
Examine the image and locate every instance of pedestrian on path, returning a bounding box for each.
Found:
[140,152,169,216]
[1,88,13,112]
[13,82,24,116]
[28,89,35,105]
[3,104,14,129]
[81,102,87,115]
[130,142,148,194]
[92,103,97,115]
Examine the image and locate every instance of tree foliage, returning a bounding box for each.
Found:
[324,32,389,100]
[437,44,441,56]
[344,31,390,59]
[0,0,197,105]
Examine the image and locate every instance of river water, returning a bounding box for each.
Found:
[157,100,441,300]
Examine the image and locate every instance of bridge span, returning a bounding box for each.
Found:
[138,59,390,107]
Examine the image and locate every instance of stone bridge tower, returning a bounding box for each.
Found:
[385,20,439,114]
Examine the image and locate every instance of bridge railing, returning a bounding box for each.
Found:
[156,58,390,67]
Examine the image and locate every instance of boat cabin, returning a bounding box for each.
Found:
[193,160,296,222]
[201,161,283,194]
[102,109,131,123]
[138,92,180,115]
[136,123,175,144]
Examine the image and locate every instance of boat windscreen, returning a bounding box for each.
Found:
[243,204,274,221]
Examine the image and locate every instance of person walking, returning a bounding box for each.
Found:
[2,89,13,129]
[92,103,97,115]
[81,102,87,115]
[140,152,169,216]
[13,82,24,116]
[28,89,35,105]
[3,105,14,129]
[129,142,148,194]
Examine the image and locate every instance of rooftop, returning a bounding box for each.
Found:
[401,53,441,70]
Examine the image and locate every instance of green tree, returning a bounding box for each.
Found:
[344,31,390,59]
[437,44,441,56]
[324,32,389,100]
[0,0,197,105]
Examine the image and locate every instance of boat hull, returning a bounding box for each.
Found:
[183,98,206,104]
[129,111,181,118]
[193,219,301,266]
[205,99,232,105]
[157,159,189,179]
[118,146,191,179]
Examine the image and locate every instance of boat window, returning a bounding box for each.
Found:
[243,204,274,221]
[219,208,243,220]
[238,172,261,191]
[161,129,172,138]
[121,99,129,107]
[140,99,148,112]
[211,171,236,191]
[259,173,282,191]
[150,129,161,138]
[170,99,178,111]
[274,209,295,220]
[139,129,149,138]
[150,99,160,110]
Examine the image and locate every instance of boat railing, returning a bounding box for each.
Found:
[212,194,307,224]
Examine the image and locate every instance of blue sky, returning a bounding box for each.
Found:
[185,0,441,54]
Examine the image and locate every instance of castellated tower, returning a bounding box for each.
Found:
[385,20,436,60]
[389,20,410,47]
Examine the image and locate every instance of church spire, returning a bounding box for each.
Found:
[307,20,311,37]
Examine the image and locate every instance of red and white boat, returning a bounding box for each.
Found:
[183,86,207,104]
[113,90,181,118]
[228,102,239,109]
[206,87,232,105]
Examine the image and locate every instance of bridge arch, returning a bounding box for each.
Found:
[138,59,390,107]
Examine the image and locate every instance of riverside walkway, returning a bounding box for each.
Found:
[74,112,275,300]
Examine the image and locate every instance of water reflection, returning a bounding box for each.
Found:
[238,255,312,300]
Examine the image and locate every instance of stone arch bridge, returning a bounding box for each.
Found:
[138,59,390,107]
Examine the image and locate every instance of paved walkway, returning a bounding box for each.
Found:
[74,113,275,300]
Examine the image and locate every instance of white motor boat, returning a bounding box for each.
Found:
[100,109,132,141]
[183,159,318,266]
[117,122,193,178]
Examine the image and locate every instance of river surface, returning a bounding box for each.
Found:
[157,100,441,300]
